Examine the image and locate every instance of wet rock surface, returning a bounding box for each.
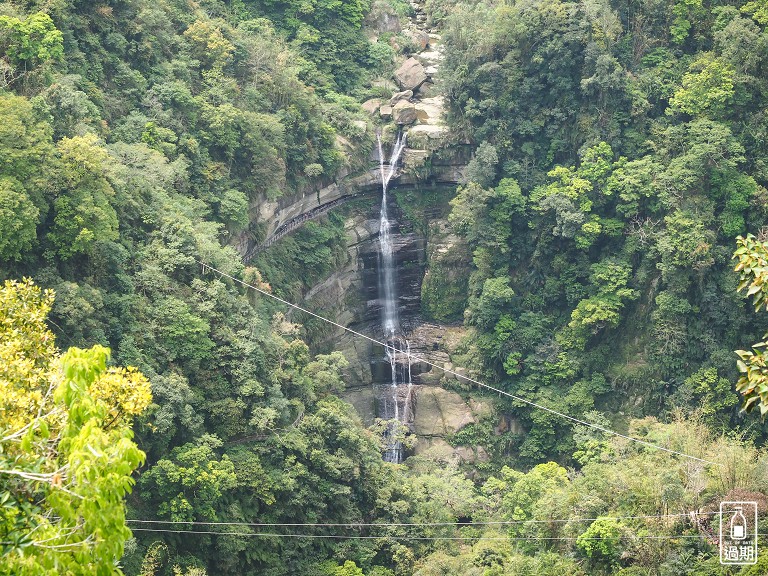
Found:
[297,195,486,460]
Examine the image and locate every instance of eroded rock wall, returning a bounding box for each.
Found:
[298,186,490,460]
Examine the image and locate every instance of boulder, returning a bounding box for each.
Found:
[379,104,393,120]
[413,387,476,437]
[405,128,434,151]
[416,50,444,66]
[394,57,428,91]
[388,89,413,106]
[414,437,455,459]
[366,9,401,34]
[392,100,418,125]
[414,97,444,124]
[361,98,382,115]
[403,29,429,50]
[415,81,436,97]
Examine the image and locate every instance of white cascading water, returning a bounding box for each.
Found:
[376,132,412,463]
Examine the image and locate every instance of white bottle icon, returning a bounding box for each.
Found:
[731,506,747,540]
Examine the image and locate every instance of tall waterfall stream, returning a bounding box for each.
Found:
[376,132,413,463]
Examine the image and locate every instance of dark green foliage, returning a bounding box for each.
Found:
[439,0,768,467]
[0,0,396,571]
[4,0,768,571]
[254,213,348,300]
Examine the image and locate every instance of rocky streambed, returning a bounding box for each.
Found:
[361,2,449,158]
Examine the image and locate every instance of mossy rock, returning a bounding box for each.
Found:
[421,258,468,321]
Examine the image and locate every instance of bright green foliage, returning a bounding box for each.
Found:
[47,347,147,573]
[483,462,570,542]
[150,296,214,367]
[669,54,735,116]
[0,279,57,430]
[534,165,594,208]
[716,172,755,237]
[656,210,716,281]
[140,122,178,156]
[605,157,661,217]
[48,134,119,258]
[0,93,56,217]
[566,260,637,349]
[333,560,365,576]
[741,0,768,25]
[734,234,768,415]
[680,367,738,425]
[0,12,63,69]
[734,234,768,312]
[576,517,621,565]
[140,436,237,522]
[183,21,235,70]
[466,277,515,330]
[739,553,768,575]
[670,0,705,44]
[533,143,617,249]
[0,280,150,576]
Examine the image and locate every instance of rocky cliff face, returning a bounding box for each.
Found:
[298,184,489,461]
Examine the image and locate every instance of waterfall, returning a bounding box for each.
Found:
[376,132,413,463]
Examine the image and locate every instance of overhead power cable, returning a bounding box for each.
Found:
[126,510,722,528]
[197,261,718,467]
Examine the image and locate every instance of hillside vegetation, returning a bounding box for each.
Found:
[1,0,768,573]
[439,0,768,462]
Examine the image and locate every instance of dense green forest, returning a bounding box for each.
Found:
[437,0,768,463]
[3,0,768,571]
